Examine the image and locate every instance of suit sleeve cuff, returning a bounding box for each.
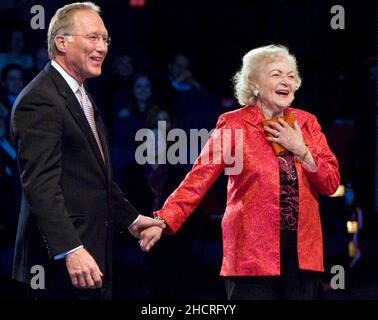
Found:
[54,245,84,260]
[128,215,140,228]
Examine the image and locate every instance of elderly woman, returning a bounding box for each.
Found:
[141,45,340,300]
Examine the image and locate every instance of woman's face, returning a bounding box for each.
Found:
[255,57,297,116]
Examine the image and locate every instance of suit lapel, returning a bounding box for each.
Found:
[46,63,108,176]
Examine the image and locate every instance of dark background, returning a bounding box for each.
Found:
[0,0,377,300]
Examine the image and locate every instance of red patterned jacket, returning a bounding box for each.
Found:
[155,104,340,276]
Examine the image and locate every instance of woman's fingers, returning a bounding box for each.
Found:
[263,126,280,137]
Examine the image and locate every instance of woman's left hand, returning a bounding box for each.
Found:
[264,118,306,156]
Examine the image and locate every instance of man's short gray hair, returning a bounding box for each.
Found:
[47,2,101,59]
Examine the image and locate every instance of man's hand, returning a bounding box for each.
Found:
[139,226,163,252]
[65,247,103,289]
[128,214,165,239]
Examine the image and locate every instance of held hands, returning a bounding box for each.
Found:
[65,247,103,289]
[130,215,165,252]
[264,119,306,157]
[128,214,165,239]
[128,215,165,252]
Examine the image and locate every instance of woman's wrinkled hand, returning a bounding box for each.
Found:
[264,118,306,157]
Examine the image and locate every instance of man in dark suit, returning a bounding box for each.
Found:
[10,2,164,300]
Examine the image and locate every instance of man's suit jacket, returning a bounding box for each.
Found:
[11,62,139,289]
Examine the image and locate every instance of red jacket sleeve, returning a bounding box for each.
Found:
[154,116,229,234]
[302,114,340,195]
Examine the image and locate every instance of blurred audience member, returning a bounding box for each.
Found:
[1,63,24,107]
[153,54,201,111]
[106,54,136,120]
[153,54,220,147]
[123,106,176,214]
[0,63,24,139]
[0,109,19,245]
[23,46,49,82]
[111,74,157,147]
[145,104,172,131]
[168,54,201,92]
[110,74,159,187]
[0,30,34,73]
[117,75,154,118]
[33,46,49,72]
[115,54,135,83]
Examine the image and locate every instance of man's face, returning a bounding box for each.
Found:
[64,10,108,83]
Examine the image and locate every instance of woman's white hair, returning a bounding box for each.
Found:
[47,2,101,59]
[233,44,302,106]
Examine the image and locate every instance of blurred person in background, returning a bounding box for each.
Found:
[116,74,155,119]
[0,30,34,73]
[0,63,24,139]
[105,53,135,122]
[0,108,19,241]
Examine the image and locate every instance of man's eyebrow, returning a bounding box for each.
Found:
[87,32,108,36]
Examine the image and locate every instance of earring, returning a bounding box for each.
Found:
[253,88,259,97]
